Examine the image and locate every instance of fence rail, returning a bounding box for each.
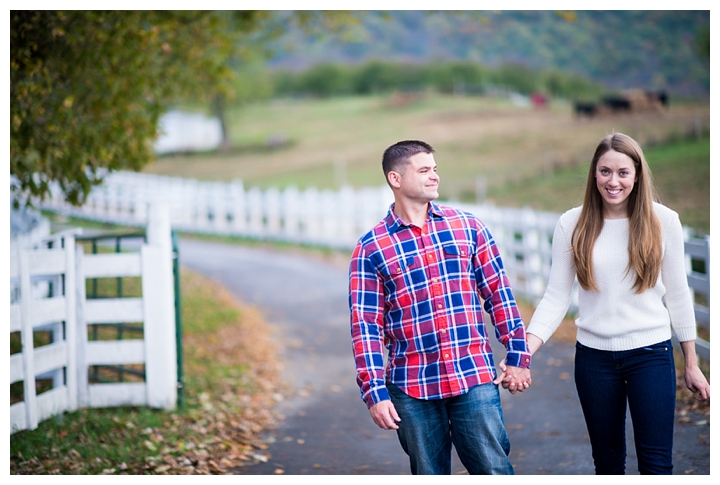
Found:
[39,171,709,360]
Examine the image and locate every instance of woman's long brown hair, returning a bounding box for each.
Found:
[571,133,662,293]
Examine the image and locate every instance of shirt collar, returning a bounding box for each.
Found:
[385,201,446,235]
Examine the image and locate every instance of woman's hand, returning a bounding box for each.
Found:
[685,365,710,401]
[680,340,710,401]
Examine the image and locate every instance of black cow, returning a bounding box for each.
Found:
[601,96,632,112]
[574,101,597,117]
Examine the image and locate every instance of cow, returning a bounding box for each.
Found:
[574,89,668,118]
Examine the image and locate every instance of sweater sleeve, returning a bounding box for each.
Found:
[526,211,578,343]
[660,210,697,343]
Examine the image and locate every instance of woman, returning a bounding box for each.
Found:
[525,132,710,474]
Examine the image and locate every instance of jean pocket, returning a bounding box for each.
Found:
[640,339,671,352]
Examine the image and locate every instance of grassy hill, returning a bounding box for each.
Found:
[143,94,709,233]
[266,11,710,98]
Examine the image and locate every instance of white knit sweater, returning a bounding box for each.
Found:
[527,202,697,351]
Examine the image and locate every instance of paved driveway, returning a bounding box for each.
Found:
[178,238,710,475]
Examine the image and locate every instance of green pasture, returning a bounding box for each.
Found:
[145,93,709,232]
[490,136,710,233]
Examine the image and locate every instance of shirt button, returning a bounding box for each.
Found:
[428,254,434,259]
[461,250,466,256]
[432,277,438,283]
[396,267,402,273]
[441,329,446,333]
[444,353,450,358]
[437,303,443,309]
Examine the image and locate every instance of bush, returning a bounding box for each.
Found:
[265,59,603,100]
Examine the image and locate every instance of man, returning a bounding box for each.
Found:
[348,140,532,475]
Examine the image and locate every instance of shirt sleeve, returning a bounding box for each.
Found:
[526,214,577,343]
[348,242,390,409]
[660,211,697,342]
[473,220,532,369]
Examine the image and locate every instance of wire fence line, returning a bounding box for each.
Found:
[38,171,710,360]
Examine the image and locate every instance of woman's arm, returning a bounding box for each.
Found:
[526,333,545,355]
[679,340,710,401]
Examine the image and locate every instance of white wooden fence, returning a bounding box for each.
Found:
[38,171,710,360]
[10,206,176,434]
[42,171,395,249]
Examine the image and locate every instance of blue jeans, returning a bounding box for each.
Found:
[387,381,513,475]
[574,340,676,475]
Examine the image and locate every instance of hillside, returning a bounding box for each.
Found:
[266,11,709,98]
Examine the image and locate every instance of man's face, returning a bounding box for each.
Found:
[392,152,440,203]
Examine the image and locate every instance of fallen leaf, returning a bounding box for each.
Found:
[252,454,268,463]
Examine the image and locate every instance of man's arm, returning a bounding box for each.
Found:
[349,244,392,413]
[473,221,532,387]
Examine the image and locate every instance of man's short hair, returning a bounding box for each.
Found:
[382,140,435,181]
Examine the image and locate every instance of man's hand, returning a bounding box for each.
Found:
[369,400,401,430]
[493,359,532,394]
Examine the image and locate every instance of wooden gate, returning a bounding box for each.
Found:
[10,205,177,434]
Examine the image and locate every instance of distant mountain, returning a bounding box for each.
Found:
[266,11,710,97]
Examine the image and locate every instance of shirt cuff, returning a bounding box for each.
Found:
[365,385,391,409]
[505,351,532,369]
[674,326,698,343]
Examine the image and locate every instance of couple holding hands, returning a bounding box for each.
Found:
[348,134,709,475]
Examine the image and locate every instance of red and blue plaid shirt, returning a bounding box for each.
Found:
[349,202,532,409]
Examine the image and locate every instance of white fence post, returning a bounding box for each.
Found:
[16,246,38,431]
[63,235,79,413]
[282,186,300,240]
[143,204,177,409]
[75,244,90,409]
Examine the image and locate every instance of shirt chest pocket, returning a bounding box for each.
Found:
[441,243,472,273]
[388,256,419,277]
[380,255,423,289]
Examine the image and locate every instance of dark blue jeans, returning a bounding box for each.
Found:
[574,340,676,475]
[387,381,513,475]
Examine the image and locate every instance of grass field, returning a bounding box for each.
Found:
[489,136,711,233]
[144,93,710,232]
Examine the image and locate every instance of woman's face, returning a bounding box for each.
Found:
[595,149,637,219]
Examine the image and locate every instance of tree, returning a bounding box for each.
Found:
[10,10,364,207]
[11,11,243,207]
[210,10,366,149]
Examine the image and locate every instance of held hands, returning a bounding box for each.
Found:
[369,400,401,430]
[493,358,532,394]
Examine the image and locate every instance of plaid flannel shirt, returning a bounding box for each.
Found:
[349,202,531,408]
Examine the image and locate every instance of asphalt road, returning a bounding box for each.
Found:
[178,238,710,475]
